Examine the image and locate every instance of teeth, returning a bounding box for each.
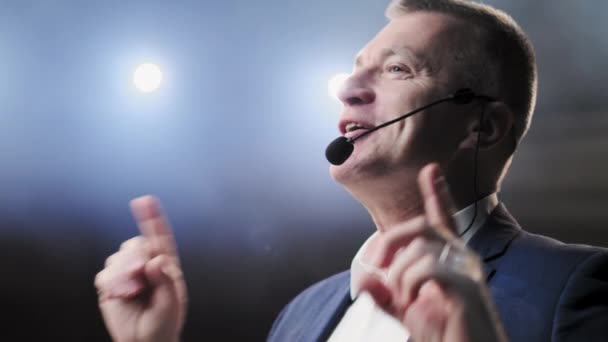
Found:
[345,122,363,133]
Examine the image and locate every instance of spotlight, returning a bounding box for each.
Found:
[133,63,163,93]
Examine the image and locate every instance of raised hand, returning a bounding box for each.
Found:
[94,195,187,342]
[360,163,506,342]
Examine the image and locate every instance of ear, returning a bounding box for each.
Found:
[459,101,513,151]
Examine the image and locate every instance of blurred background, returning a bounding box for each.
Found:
[1,0,607,340]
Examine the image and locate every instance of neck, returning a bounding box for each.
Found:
[345,173,490,234]
[345,177,425,233]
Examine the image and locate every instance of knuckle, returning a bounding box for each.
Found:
[104,253,118,267]
[411,216,428,233]
[147,253,170,269]
[409,237,427,254]
[104,250,143,269]
[154,253,169,263]
[384,237,404,255]
[159,254,182,270]
[376,239,390,257]
[421,253,436,267]
[94,271,106,288]
[119,236,146,251]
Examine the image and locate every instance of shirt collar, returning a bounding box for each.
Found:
[349,193,498,299]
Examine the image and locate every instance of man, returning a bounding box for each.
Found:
[268,1,608,341]
[94,0,608,341]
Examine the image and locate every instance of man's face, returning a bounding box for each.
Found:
[330,12,472,186]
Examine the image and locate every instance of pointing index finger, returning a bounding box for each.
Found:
[130,195,178,258]
[418,163,458,237]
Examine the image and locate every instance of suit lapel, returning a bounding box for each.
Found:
[307,279,353,342]
[467,203,522,282]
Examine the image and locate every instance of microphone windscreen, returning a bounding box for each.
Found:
[325,136,354,165]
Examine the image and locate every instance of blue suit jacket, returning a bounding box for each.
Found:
[268,204,608,342]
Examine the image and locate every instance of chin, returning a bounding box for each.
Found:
[329,163,372,201]
[329,152,383,186]
[330,150,424,191]
[329,154,362,184]
[329,162,351,185]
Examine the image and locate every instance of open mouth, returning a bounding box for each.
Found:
[343,122,372,139]
[345,122,367,133]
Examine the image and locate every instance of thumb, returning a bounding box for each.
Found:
[144,255,187,312]
[135,255,187,342]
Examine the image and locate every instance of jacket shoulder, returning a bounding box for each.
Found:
[494,229,607,296]
[490,229,608,341]
[511,230,606,264]
[268,271,351,341]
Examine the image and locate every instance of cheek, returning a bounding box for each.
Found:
[431,115,468,152]
[405,111,466,162]
[375,97,439,159]
[382,116,432,163]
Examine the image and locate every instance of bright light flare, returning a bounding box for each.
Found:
[133,63,163,93]
[327,73,350,100]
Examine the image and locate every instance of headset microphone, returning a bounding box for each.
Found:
[325,88,495,166]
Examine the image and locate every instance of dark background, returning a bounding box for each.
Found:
[1,0,607,340]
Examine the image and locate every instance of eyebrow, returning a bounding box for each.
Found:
[354,46,431,72]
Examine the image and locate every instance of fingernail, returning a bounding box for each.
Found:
[130,195,161,220]
[434,173,449,195]
[433,168,446,186]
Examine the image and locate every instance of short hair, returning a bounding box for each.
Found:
[386,0,537,146]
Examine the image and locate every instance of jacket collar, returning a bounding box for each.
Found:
[467,202,522,281]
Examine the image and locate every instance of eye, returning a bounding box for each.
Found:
[389,65,405,73]
[384,63,412,79]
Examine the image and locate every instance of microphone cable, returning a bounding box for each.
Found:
[459,102,487,238]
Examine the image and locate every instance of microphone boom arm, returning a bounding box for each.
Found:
[325,88,496,166]
[349,97,452,143]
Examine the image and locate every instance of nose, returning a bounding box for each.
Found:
[337,73,376,107]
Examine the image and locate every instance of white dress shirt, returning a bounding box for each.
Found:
[328,194,499,342]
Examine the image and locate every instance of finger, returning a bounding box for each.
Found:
[404,281,449,342]
[397,250,481,310]
[104,247,149,269]
[358,273,392,311]
[386,237,443,292]
[372,216,428,268]
[396,254,438,310]
[418,163,458,236]
[119,235,149,252]
[97,246,152,298]
[144,255,188,313]
[130,195,178,258]
[104,237,151,268]
[396,254,470,310]
[417,280,453,316]
[418,280,445,300]
[95,266,147,301]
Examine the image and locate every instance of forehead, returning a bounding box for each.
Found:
[355,11,465,67]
